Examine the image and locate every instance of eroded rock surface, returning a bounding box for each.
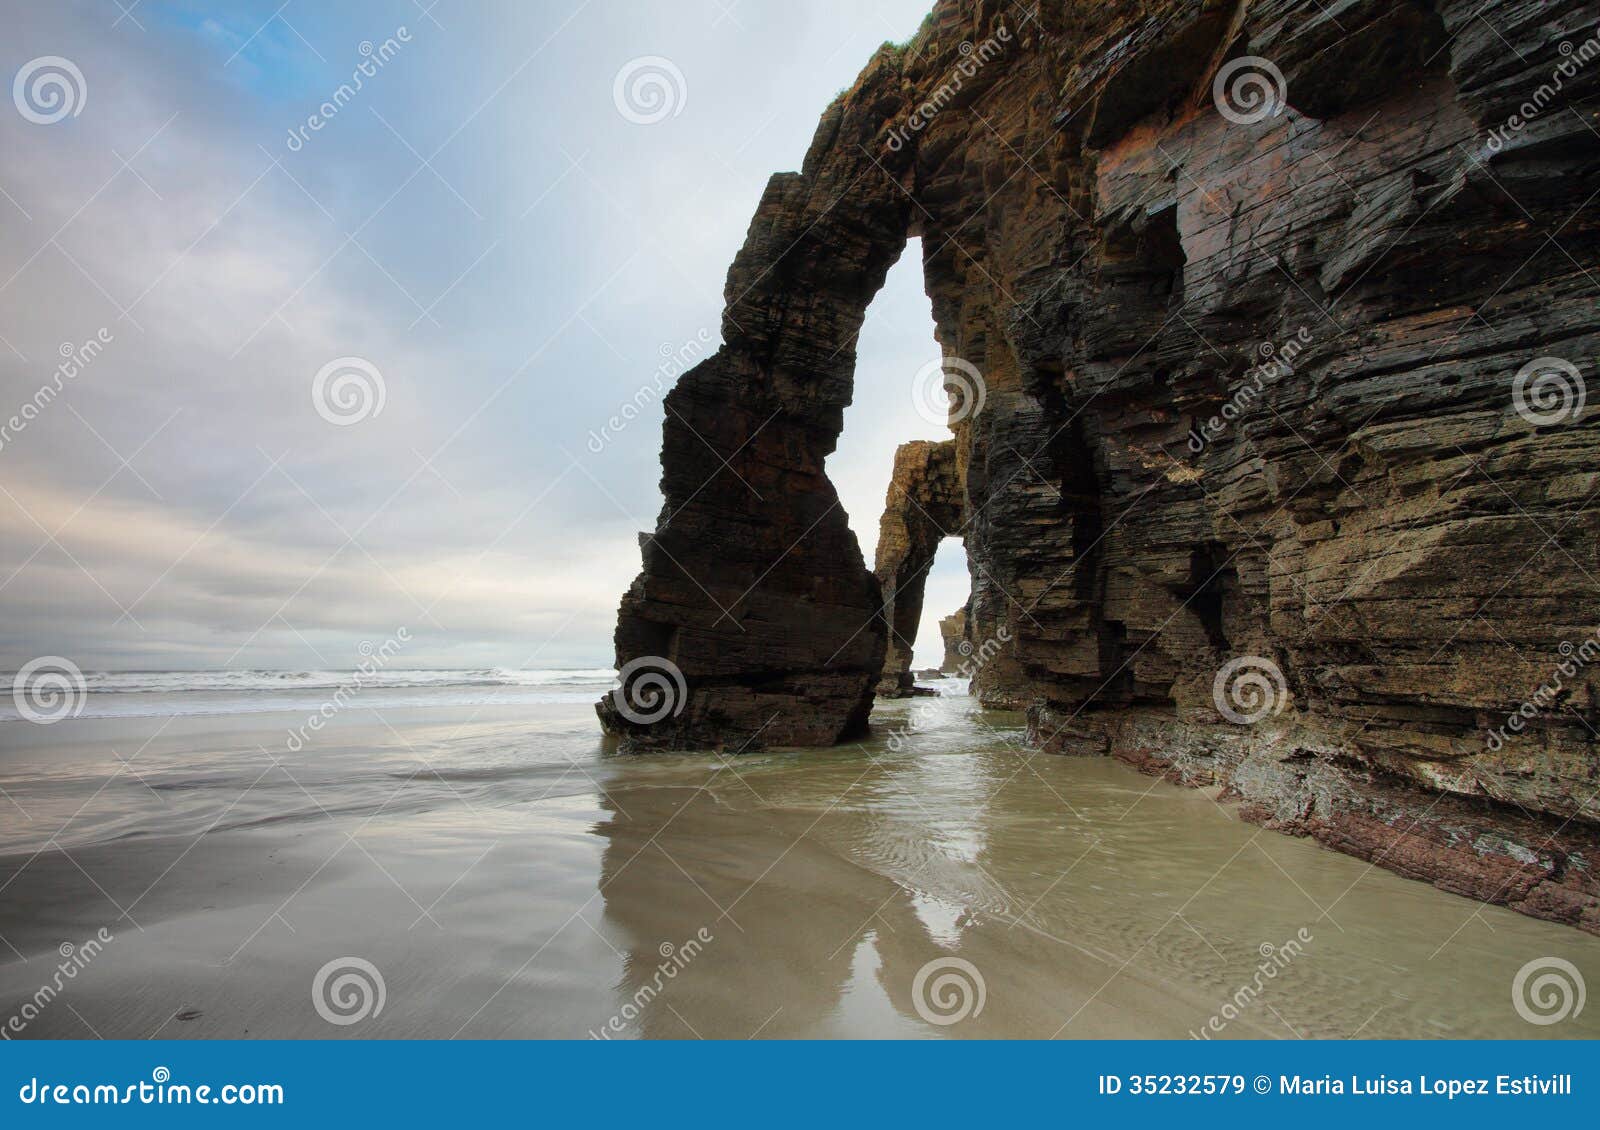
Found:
[603,0,1600,930]
[939,608,968,672]
[873,440,964,696]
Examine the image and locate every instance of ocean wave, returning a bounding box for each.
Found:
[0,689,611,722]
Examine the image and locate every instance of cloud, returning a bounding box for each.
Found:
[0,0,955,672]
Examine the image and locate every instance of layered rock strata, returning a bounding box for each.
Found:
[603,0,1600,930]
[872,440,965,696]
[939,608,968,672]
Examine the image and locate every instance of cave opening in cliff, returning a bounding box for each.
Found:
[1182,542,1235,652]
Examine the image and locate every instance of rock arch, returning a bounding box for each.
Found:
[597,56,922,749]
[596,0,1600,937]
[872,440,965,696]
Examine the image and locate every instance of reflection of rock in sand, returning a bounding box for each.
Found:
[6,703,1592,1039]
[592,769,896,1038]
[587,744,1216,1039]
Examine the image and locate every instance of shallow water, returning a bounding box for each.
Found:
[0,682,1595,1039]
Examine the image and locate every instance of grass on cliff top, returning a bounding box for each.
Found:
[827,12,937,103]
[831,22,936,99]
[897,9,938,51]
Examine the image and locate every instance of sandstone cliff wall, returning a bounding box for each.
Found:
[604,0,1600,930]
[940,608,969,672]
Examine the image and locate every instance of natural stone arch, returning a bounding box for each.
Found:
[872,440,965,696]
[597,4,1026,750]
[593,0,1600,930]
[598,55,921,750]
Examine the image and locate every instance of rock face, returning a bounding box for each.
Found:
[939,608,968,672]
[872,440,964,696]
[597,72,916,749]
[604,0,1600,930]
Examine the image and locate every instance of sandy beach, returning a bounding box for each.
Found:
[2,685,1595,1040]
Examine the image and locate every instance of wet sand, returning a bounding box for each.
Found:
[1,691,1596,1039]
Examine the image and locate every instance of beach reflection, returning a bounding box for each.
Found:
[588,691,1600,1039]
[0,689,1595,1039]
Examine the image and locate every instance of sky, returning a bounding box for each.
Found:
[0,0,968,672]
